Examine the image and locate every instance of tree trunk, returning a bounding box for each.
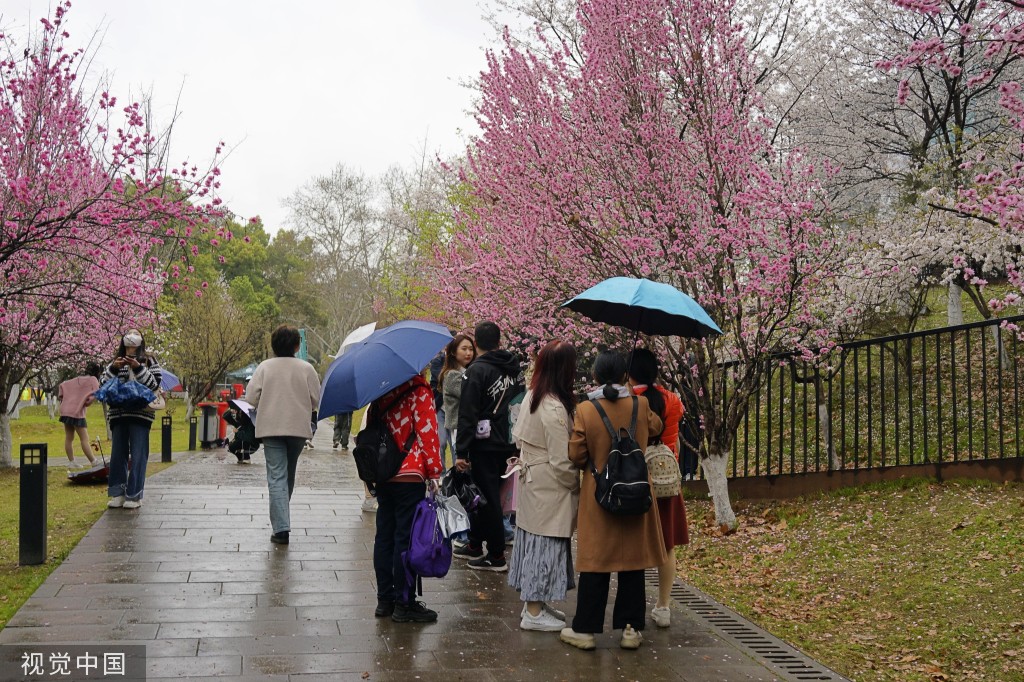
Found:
[992,325,1011,371]
[948,282,965,326]
[6,383,21,420]
[46,394,58,420]
[185,393,195,421]
[701,451,737,531]
[814,377,839,471]
[0,412,13,468]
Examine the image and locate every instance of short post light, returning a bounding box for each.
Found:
[19,443,47,566]
[161,415,173,463]
[188,415,198,451]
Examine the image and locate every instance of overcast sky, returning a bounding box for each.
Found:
[5,0,498,233]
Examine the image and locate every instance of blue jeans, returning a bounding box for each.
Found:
[262,436,306,533]
[108,418,152,501]
[374,480,425,604]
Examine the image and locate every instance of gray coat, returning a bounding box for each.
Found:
[511,391,580,538]
[441,367,466,428]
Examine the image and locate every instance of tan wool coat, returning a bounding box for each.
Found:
[569,395,668,573]
[511,391,580,538]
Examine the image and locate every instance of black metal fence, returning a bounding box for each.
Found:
[725,315,1024,478]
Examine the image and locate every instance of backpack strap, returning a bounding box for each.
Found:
[589,399,619,442]
[374,385,422,454]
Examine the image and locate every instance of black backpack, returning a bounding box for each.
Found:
[589,397,652,516]
[353,387,418,487]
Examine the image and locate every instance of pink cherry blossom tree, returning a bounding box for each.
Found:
[430,0,846,529]
[887,0,1024,324]
[0,2,226,467]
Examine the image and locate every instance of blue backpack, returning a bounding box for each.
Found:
[401,494,452,601]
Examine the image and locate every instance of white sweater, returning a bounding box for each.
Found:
[244,357,321,439]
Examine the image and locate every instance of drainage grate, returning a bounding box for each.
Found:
[645,569,851,682]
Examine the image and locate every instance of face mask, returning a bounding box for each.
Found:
[123,334,143,347]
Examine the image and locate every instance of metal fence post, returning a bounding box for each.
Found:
[161,415,173,463]
[19,443,47,565]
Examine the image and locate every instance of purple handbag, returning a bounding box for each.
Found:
[402,493,452,601]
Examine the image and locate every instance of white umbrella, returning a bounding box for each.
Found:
[337,322,376,356]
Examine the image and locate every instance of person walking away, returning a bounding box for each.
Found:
[560,351,666,651]
[58,362,101,469]
[370,373,442,623]
[104,331,163,509]
[333,412,353,451]
[627,348,689,627]
[245,325,321,545]
[454,321,523,571]
[509,340,580,631]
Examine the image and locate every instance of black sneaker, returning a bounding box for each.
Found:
[453,543,484,560]
[270,531,289,545]
[468,555,507,572]
[391,600,438,623]
[374,600,395,618]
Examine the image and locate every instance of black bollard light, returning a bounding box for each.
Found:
[188,415,197,451]
[161,415,173,463]
[19,443,47,566]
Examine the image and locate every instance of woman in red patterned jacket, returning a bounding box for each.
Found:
[370,372,442,623]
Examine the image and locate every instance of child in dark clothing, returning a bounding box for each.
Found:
[224,407,260,463]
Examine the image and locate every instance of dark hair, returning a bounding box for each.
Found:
[439,334,476,387]
[84,362,101,378]
[271,325,301,357]
[474,321,501,352]
[592,350,627,401]
[116,331,149,365]
[628,348,665,417]
[530,340,577,417]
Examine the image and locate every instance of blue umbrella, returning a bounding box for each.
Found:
[160,369,182,391]
[562,277,722,338]
[318,320,452,418]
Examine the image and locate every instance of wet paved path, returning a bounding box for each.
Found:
[1,429,818,681]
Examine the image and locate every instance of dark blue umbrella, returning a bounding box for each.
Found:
[562,277,722,338]
[318,320,452,418]
[160,369,182,391]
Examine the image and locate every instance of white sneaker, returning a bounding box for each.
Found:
[620,624,643,649]
[522,603,567,621]
[107,496,125,508]
[559,627,596,650]
[652,606,671,627]
[360,497,378,513]
[520,608,566,632]
[122,499,142,509]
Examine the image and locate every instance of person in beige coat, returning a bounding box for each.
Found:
[508,340,581,632]
[560,351,666,651]
[245,325,321,546]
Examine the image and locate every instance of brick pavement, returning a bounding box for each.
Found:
[1,429,815,681]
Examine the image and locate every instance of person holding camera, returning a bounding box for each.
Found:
[103,330,163,510]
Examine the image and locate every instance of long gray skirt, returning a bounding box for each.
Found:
[507,527,576,602]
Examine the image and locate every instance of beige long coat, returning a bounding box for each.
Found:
[511,391,580,538]
[569,395,668,573]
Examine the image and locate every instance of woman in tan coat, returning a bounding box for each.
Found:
[560,351,666,651]
[508,340,580,632]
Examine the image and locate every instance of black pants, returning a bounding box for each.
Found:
[467,449,508,558]
[373,481,425,604]
[572,570,646,633]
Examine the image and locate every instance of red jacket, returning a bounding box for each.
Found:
[376,375,442,481]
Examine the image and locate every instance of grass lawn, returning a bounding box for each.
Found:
[9,399,196,461]
[679,478,1024,682]
[0,404,180,631]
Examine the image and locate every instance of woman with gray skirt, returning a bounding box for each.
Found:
[508,340,580,631]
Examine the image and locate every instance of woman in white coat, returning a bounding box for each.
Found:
[508,340,580,632]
